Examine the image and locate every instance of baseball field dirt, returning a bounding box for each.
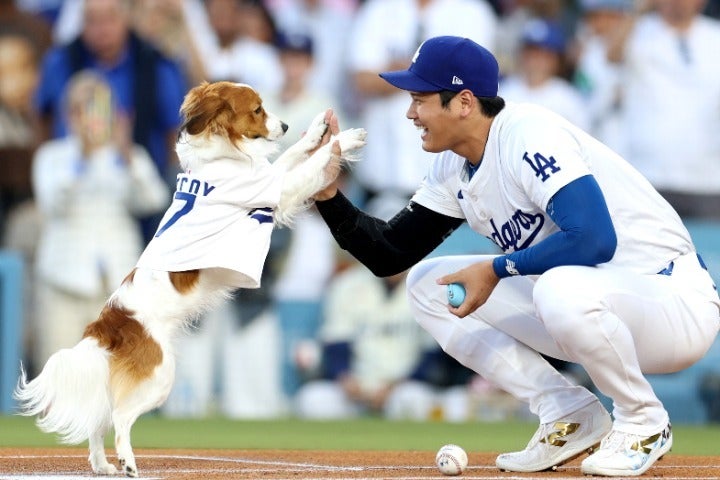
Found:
[1,447,718,479]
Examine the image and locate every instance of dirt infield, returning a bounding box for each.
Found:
[1,448,719,479]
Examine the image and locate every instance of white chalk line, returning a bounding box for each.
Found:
[1,453,718,480]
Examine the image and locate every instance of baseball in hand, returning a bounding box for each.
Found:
[435,444,468,476]
[447,283,466,308]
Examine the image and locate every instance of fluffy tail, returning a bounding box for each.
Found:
[14,339,113,444]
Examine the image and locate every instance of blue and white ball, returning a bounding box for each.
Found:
[446,283,466,307]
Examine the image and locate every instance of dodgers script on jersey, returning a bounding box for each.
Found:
[412,102,694,274]
[136,158,284,288]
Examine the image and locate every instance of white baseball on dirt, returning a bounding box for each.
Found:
[435,444,468,476]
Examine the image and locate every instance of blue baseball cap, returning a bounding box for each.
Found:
[521,19,566,54]
[379,36,499,97]
[275,31,314,55]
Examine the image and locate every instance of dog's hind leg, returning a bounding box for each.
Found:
[88,425,117,475]
[113,367,175,477]
[112,407,141,478]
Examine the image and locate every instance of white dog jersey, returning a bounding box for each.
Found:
[412,102,694,275]
[136,158,283,288]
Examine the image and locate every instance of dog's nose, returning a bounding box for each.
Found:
[281,122,289,133]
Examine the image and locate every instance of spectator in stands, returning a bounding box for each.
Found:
[33,0,186,241]
[0,29,40,150]
[609,0,720,220]
[265,0,357,115]
[55,0,210,87]
[499,17,591,132]
[346,0,498,205]
[572,0,631,150]
[198,0,283,94]
[0,28,44,364]
[31,71,169,370]
[262,31,343,398]
[494,0,566,77]
[131,0,208,86]
[293,195,438,420]
[0,0,52,55]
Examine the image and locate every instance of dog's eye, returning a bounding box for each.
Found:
[254,106,262,115]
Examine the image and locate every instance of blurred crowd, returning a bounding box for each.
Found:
[1,0,720,421]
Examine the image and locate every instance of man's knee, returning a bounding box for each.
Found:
[533,266,603,341]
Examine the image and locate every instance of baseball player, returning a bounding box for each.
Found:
[313,36,720,477]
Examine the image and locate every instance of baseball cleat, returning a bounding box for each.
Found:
[495,400,612,472]
[580,423,672,477]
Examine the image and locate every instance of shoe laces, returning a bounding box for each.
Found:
[600,430,632,453]
[601,429,664,455]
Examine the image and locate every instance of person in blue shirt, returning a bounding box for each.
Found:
[34,0,187,242]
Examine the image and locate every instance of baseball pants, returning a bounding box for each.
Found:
[406,252,720,435]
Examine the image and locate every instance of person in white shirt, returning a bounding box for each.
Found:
[313,36,719,477]
[263,32,344,398]
[572,0,631,151]
[499,17,591,132]
[199,0,283,94]
[31,71,169,369]
[609,0,720,219]
[265,0,357,111]
[346,0,497,203]
[294,195,439,420]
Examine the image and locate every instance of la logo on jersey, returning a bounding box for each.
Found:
[486,150,560,251]
[523,151,560,182]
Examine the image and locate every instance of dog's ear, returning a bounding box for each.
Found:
[179,82,229,136]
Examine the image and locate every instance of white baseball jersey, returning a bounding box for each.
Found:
[405,105,719,432]
[136,157,283,288]
[412,102,694,275]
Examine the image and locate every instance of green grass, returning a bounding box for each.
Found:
[1,415,719,455]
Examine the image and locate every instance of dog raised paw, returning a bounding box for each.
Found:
[334,128,367,154]
[298,111,329,152]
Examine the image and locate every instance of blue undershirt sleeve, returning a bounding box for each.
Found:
[492,175,617,278]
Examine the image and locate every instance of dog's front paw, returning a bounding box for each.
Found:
[118,456,138,478]
[299,111,329,151]
[92,463,118,476]
[334,128,367,154]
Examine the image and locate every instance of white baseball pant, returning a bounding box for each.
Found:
[406,252,720,435]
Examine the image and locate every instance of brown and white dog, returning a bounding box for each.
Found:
[14,81,366,477]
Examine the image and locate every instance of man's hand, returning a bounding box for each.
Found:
[310,108,339,154]
[436,261,500,318]
[313,109,343,201]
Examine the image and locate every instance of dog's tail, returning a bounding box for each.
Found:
[14,338,112,444]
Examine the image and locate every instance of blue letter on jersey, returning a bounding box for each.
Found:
[155,174,217,237]
[523,152,561,182]
[489,210,545,252]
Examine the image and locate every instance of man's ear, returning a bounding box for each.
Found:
[457,90,478,116]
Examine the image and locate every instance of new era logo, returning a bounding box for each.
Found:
[452,76,464,85]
